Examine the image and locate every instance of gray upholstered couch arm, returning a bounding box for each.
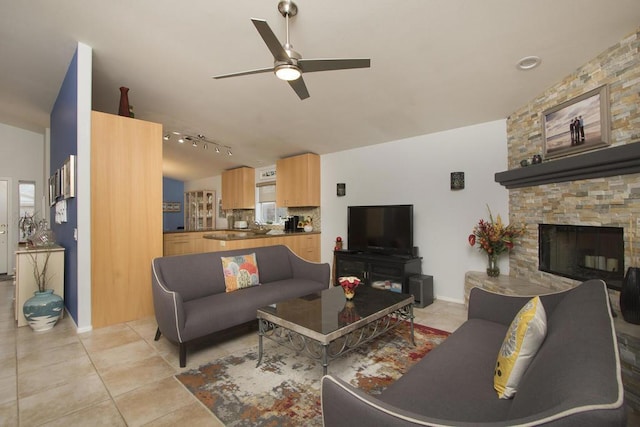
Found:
[322,375,491,427]
[151,260,186,343]
[288,250,331,287]
[467,286,543,326]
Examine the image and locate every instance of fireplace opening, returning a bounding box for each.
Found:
[538,224,624,290]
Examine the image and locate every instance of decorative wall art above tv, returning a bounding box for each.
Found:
[542,85,610,159]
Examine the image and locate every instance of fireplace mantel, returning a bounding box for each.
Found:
[495,142,640,189]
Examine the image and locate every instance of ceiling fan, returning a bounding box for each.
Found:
[212,0,370,100]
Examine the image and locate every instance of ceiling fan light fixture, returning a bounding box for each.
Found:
[275,64,301,81]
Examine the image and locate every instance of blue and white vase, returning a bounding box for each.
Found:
[23,289,64,332]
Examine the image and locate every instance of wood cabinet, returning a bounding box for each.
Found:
[286,233,320,262]
[163,232,320,262]
[15,246,65,327]
[333,251,422,293]
[91,111,163,328]
[184,190,216,230]
[163,231,211,256]
[276,153,320,207]
[222,167,255,209]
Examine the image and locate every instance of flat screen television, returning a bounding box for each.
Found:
[347,205,414,256]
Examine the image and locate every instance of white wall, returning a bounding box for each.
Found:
[0,122,45,271]
[320,119,510,303]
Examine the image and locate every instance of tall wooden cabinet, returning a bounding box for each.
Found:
[222,167,255,210]
[276,153,320,207]
[91,111,163,328]
[184,190,215,230]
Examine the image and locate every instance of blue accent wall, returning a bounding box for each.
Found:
[163,177,184,231]
[50,49,79,324]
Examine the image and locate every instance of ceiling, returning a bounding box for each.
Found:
[2,1,639,181]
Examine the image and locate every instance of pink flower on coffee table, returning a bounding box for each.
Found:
[338,276,361,291]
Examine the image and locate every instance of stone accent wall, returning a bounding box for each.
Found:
[505,27,640,292]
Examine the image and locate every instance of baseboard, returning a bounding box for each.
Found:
[434,295,465,305]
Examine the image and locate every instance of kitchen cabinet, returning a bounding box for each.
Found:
[91,111,163,328]
[15,245,65,327]
[222,167,255,210]
[163,231,212,256]
[276,153,320,207]
[164,231,321,262]
[184,190,215,230]
[286,233,320,262]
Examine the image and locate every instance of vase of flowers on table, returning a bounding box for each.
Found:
[338,276,361,300]
[468,206,525,277]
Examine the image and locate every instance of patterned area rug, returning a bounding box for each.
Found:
[176,321,449,426]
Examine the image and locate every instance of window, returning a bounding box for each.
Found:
[255,184,286,224]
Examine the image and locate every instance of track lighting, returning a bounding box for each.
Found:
[163,131,232,155]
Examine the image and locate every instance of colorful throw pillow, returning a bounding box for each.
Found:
[221,253,260,293]
[494,296,547,399]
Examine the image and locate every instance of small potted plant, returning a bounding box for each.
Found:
[468,206,525,277]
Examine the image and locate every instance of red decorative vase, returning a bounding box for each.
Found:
[118,87,130,117]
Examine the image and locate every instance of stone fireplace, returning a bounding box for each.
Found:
[480,27,640,412]
[501,27,640,300]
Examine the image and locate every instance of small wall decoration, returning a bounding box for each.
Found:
[450,172,465,190]
[337,183,346,197]
[48,175,56,206]
[542,85,610,159]
[258,168,276,182]
[162,201,181,212]
[62,155,76,199]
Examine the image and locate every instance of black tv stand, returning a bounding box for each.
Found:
[333,250,422,293]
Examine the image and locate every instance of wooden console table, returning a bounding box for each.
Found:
[15,245,65,327]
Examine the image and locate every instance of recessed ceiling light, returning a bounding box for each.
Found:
[517,56,541,70]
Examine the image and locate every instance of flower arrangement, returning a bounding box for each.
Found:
[338,276,360,300]
[468,207,525,256]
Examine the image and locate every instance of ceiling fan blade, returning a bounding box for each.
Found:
[251,18,290,62]
[298,58,371,73]
[288,77,310,100]
[212,67,274,79]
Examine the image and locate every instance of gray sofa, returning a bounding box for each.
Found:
[322,279,626,426]
[151,244,330,367]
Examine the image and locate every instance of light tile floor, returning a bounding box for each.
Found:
[3,280,636,425]
[1,279,468,426]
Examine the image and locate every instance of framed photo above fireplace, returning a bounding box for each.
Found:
[542,85,610,159]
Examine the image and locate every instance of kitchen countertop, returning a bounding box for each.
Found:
[202,230,320,241]
[163,229,217,234]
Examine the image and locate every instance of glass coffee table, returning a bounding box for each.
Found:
[257,285,415,375]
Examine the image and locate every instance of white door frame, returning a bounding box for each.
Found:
[0,177,12,275]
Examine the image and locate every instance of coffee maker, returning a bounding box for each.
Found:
[284,215,300,232]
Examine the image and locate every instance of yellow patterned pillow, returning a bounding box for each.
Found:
[221,253,260,292]
[494,296,547,399]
